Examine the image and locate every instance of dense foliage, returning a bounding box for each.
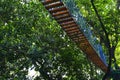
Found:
[0,0,119,80]
[75,0,120,64]
[74,0,120,79]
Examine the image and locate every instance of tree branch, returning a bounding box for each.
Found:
[90,0,112,80]
[90,0,110,48]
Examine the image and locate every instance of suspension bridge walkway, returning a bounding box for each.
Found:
[41,0,108,72]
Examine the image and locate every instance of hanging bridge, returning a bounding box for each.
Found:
[41,0,108,72]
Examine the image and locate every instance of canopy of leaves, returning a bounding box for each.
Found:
[75,0,120,64]
[1,0,120,80]
[0,0,104,80]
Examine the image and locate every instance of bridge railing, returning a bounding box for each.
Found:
[62,0,107,66]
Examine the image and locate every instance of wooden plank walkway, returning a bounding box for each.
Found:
[41,0,107,72]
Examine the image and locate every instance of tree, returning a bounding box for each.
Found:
[74,0,120,79]
[0,0,104,80]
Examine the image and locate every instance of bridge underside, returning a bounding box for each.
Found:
[41,0,107,72]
